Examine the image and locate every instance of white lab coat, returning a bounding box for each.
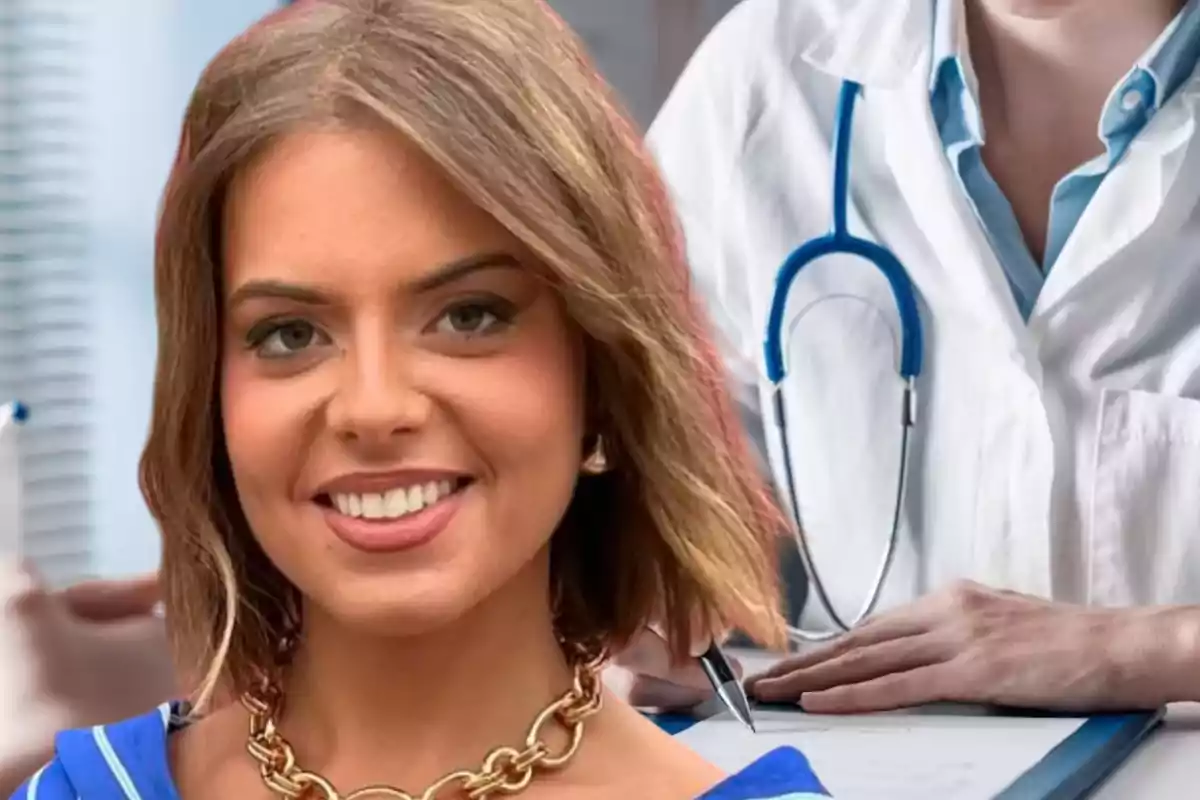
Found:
[647,0,1200,628]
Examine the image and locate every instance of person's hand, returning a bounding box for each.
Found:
[1,565,177,794]
[57,572,161,622]
[23,569,176,723]
[604,626,742,711]
[747,580,1195,714]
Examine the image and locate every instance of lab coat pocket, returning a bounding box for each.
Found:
[1089,388,1200,605]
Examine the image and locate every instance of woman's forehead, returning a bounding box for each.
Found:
[220,129,525,294]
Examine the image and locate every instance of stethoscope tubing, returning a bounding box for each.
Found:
[763,81,924,644]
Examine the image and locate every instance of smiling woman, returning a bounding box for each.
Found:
[9,1,828,799]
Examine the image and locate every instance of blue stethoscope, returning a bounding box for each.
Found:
[764,81,925,643]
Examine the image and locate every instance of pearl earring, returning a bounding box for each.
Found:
[581,435,609,475]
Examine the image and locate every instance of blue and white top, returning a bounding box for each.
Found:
[11,703,830,799]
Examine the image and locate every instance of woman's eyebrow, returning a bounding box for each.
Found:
[409,251,522,293]
[227,280,331,309]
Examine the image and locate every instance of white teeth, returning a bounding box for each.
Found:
[361,493,385,519]
[406,485,424,513]
[384,489,408,517]
[330,479,459,521]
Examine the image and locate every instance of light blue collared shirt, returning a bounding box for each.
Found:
[929,0,1200,319]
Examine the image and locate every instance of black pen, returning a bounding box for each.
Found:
[698,642,757,733]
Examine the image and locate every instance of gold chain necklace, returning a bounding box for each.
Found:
[241,652,606,800]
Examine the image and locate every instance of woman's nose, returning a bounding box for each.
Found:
[325,343,432,447]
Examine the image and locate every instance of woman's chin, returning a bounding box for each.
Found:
[309,580,481,639]
[299,557,552,648]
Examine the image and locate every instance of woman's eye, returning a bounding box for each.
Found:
[249,320,330,359]
[433,300,514,337]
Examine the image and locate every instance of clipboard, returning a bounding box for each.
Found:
[992,709,1162,800]
[650,702,1163,799]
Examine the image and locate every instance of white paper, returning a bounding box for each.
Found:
[677,707,1085,800]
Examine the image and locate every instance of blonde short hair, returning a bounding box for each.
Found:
[139,0,785,707]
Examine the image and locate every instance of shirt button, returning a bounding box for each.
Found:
[1121,89,1145,112]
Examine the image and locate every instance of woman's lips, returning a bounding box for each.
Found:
[319,484,466,554]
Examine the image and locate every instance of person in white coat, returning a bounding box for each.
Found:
[611,0,1200,714]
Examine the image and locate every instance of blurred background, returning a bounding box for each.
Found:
[1,0,741,587]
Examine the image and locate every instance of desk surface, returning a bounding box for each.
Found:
[723,649,1200,797]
